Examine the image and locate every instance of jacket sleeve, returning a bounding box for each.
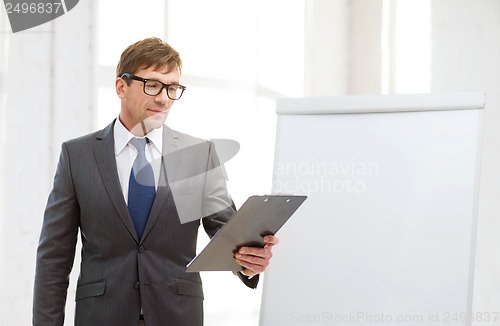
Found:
[200,141,260,289]
[33,143,80,326]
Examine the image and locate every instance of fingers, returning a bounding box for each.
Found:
[235,248,271,275]
[234,248,272,275]
[234,252,269,276]
[235,244,276,276]
[234,235,280,276]
[236,247,273,262]
[263,235,279,248]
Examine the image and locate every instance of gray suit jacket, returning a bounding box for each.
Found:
[33,120,258,326]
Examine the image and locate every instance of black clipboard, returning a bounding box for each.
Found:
[186,195,307,272]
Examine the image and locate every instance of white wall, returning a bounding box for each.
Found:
[0,6,7,324]
[304,0,384,96]
[431,1,500,322]
[304,0,350,95]
[0,2,96,325]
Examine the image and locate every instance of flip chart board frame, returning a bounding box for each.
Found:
[260,92,485,326]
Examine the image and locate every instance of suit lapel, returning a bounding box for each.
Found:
[162,126,182,179]
[93,120,139,242]
[141,126,182,241]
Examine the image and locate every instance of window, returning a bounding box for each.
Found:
[382,0,431,94]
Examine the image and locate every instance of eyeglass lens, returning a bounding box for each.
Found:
[144,80,183,99]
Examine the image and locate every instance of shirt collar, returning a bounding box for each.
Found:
[114,118,164,155]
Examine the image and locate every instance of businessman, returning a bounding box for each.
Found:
[33,37,278,326]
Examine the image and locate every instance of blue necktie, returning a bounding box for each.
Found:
[128,138,156,240]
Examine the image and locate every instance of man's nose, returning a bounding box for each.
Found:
[155,87,170,104]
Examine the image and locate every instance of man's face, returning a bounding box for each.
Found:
[116,65,181,135]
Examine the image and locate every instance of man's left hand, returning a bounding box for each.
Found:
[234,235,279,278]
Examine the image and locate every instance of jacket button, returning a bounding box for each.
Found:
[138,245,145,253]
[134,282,140,289]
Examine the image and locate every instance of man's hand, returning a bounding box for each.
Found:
[234,235,279,278]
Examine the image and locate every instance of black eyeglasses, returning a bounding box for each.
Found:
[120,73,186,100]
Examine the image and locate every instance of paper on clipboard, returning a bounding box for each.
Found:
[186,195,307,272]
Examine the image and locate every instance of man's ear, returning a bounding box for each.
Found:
[115,77,127,99]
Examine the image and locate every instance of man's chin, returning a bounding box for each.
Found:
[129,115,168,135]
[144,113,168,130]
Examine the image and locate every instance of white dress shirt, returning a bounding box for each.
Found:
[113,118,166,318]
[113,118,163,203]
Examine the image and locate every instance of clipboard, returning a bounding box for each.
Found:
[186,194,307,272]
